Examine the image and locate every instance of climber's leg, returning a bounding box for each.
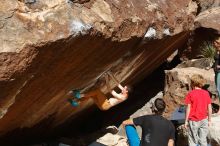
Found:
[89,89,112,111]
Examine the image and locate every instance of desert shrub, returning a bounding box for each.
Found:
[199,41,216,63]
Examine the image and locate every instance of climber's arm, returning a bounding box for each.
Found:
[105,73,112,92]
[106,72,126,91]
[107,72,119,84]
[117,83,125,91]
[111,90,125,100]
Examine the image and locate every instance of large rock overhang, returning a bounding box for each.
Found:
[0,0,198,142]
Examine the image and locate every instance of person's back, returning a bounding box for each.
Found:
[133,115,175,146]
[186,89,210,121]
[123,98,175,146]
[184,74,212,146]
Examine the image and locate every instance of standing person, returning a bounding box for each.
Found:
[122,98,175,146]
[184,74,212,146]
[213,37,220,106]
[68,72,132,111]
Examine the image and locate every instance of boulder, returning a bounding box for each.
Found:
[195,0,220,12]
[0,0,198,142]
[164,63,220,146]
[164,66,216,116]
[176,114,220,146]
[96,133,127,146]
[195,7,220,33]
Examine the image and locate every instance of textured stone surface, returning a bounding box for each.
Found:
[164,65,216,116]
[0,0,218,144]
[162,63,220,146]
[177,114,220,146]
[195,7,220,33]
[96,133,127,146]
[195,0,220,12]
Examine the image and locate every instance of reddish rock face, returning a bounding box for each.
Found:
[0,0,217,143]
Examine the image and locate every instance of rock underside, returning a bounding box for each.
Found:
[0,0,219,145]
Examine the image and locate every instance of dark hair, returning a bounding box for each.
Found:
[154,98,166,114]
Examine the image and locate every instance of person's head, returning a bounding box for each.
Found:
[122,85,133,95]
[190,74,206,89]
[213,37,220,51]
[151,98,166,114]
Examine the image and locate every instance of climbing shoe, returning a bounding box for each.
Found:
[67,99,79,107]
[72,90,81,99]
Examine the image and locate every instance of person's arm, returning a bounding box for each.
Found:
[111,90,125,100]
[105,73,112,92]
[168,121,175,146]
[208,103,212,126]
[104,73,123,99]
[216,52,220,69]
[105,73,123,100]
[107,72,125,89]
[107,72,120,84]
[168,139,174,146]
[106,72,126,91]
[122,119,134,126]
[185,104,191,129]
[117,83,125,91]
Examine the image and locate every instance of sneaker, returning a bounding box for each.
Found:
[67,99,79,107]
[72,90,81,99]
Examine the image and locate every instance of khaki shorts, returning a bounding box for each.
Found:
[86,89,112,111]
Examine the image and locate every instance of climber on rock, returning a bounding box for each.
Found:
[67,72,132,111]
